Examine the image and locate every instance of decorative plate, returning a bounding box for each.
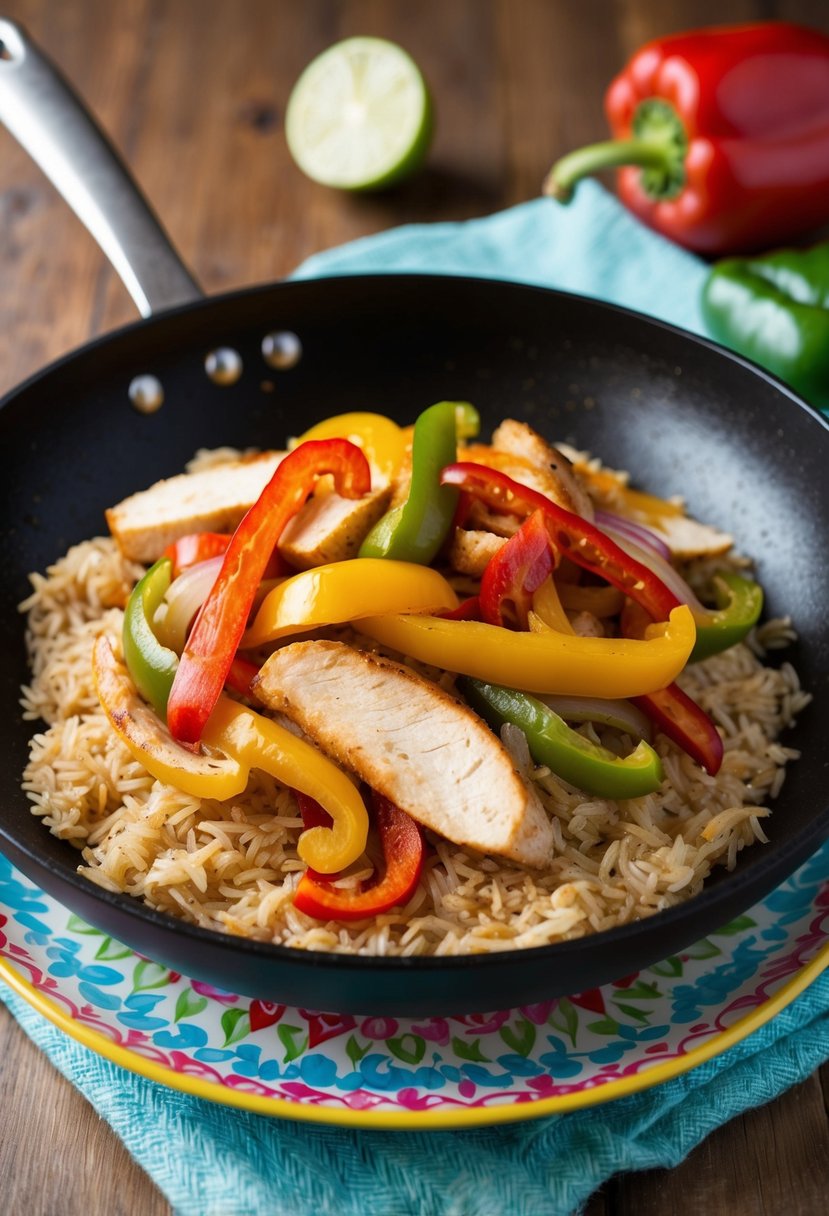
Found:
[1,846,827,1129]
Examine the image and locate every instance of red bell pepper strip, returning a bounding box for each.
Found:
[167,439,371,744]
[224,655,260,700]
[439,595,482,622]
[479,510,555,630]
[164,532,231,577]
[440,463,680,624]
[164,531,286,580]
[293,789,425,921]
[622,600,723,775]
[543,23,829,255]
[630,685,723,777]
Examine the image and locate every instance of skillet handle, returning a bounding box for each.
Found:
[0,18,202,317]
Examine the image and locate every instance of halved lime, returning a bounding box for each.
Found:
[285,37,433,191]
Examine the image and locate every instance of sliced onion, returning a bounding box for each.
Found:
[155,555,224,653]
[539,695,652,743]
[600,526,705,613]
[595,509,671,561]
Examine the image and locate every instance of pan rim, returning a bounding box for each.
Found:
[4,271,829,978]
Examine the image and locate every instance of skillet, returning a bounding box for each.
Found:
[1,19,827,1015]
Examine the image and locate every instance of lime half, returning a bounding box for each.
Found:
[285,37,432,191]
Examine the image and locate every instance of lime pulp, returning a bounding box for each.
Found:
[285,37,433,191]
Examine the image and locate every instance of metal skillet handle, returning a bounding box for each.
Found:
[0,17,202,316]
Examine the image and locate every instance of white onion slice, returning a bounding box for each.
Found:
[540,695,652,743]
[595,509,671,561]
[155,555,224,653]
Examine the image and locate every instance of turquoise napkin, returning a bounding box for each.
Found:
[3,182,827,1216]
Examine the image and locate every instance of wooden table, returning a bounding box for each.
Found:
[1,1,827,1211]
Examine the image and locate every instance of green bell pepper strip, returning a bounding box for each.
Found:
[122,557,179,717]
[691,572,763,663]
[358,401,478,563]
[701,243,829,410]
[460,678,663,800]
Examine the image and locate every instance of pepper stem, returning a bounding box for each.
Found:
[543,98,688,204]
[543,138,673,202]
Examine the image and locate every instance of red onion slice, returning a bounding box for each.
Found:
[594,509,671,561]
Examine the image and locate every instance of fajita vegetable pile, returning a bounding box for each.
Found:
[20,404,809,953]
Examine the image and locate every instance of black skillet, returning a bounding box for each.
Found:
[1,20,827,1016]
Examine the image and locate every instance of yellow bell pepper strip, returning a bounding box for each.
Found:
[359,402,478,564]
[292,790,425,921]
[93,636,368,872]
[690,572,763,663]
[208,699,368,872]
[243,559,458,648]
[461,679,663,799]
[93,635,249,800]
[357,604,695,698]
[293,412,408,484]
[479,510,555,629]
[441,462,682,624]
[122,557,179,718]
[167,439,371,745]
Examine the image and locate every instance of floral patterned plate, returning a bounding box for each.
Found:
[1,846,827,1129]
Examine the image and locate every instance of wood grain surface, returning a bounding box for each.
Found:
[1,1,827,1213]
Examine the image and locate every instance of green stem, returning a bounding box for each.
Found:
[543,137,674,203]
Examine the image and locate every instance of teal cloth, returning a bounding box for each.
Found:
[3,182,828,1216]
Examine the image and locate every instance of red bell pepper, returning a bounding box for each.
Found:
[224,655,260,700]
[440,463,680,624]
[164,532,231,577]
[439,595,482,622]
[293,789,425,921]
[543,23,829,254]
[631,685,723,776]
[164,531,286,580]
[622,600,723,775]
[167,439,371,744]
[479,510,554,629]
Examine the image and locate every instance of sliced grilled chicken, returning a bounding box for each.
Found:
[556,446,733,560]
[277,486,391,569]
[491,419,595,519]
[253,640,554,868]
[448,528,507,577]
[647,513,733,560]
[107,452,285,563]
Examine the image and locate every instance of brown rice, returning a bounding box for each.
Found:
[19,528,810,956]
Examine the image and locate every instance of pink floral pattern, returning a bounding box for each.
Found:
[0,845,827,1119]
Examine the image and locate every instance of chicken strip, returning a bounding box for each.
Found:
[277,486,391,569]
[253,641,554,868]
[107,452,285,563]
[491,419,595,519]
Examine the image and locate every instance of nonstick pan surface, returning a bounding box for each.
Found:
[2,272,828,1015]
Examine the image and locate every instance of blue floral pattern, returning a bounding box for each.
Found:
[1,842,827,1115]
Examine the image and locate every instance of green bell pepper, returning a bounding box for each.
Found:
[461,678,663,800]
[691,571,763,663]
[122,557,179,717]
[359,401,479,563]
[702,243,829,410]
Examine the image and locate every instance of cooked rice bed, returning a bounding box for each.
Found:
[20,537,809,956]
